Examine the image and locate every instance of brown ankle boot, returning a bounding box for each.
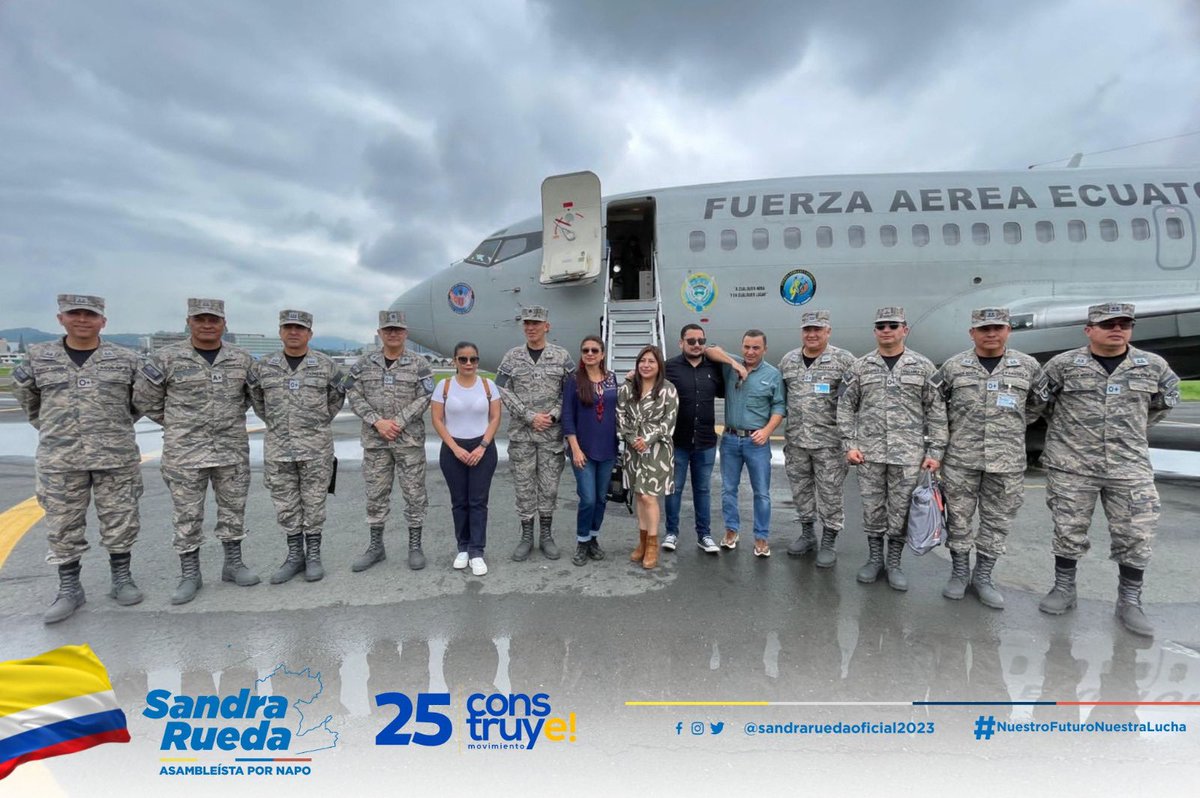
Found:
[631,529,648,562]
[643,535,659,569]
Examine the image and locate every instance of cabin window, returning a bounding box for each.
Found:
[880,225,898,247]
[721,229,737,250]
[465,238,503,266]
[1099,218,1118,242]
[1003,222,1021,244]
[1036,221,1054,243]
[752,228,769,250]
[689,231,706,252]
[911,224,929,247]
[1166,217,1184,239]
[943,223,960,246]
[816,226,833,248]
[848,225,865,248]
[1131,218,1150,241]
[1068,220,1086,242]
[972,223,990,245]
[783,227,801,249]
[496,236,529,261]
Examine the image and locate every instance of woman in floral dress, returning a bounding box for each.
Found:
[617,345,679,569]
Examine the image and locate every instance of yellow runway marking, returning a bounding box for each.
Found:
[0,497,45,570]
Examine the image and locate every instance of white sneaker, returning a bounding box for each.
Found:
[469,557,488,576]
[662,534,678,551]
[453,552,469,570]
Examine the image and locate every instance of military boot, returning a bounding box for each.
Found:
[942,550,970,600]
[1115,575,1154,637]
[171,549,203,605]
[353,526,387,572]
[221,539,260,586]
[815,528,839,568]
[271,534,306,584]
[856,536,885,583]
[44,560,85,625]
[108,551,144,605]
[304,534,325,581]
[971,553,1005,609]
[787,521,818,557]
[1038,563,1077,615]
[538,514,560,560]
[885,538,908,592]
[512,518,535,561]
[407,527,426,571]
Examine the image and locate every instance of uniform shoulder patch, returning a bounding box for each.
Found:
[420,376,435,395]
[140,362,166,385]
[12,365,33,385]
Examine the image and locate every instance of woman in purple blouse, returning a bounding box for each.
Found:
[562,335,620,567]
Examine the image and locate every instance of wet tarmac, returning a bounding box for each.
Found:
[0,403,1197,795]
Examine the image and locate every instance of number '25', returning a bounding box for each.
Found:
[375,692,453,746]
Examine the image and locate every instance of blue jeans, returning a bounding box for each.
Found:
[573,457,616,542]
[720,434,772,540]
[665,445,717,541]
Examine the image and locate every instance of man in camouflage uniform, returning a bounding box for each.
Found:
[932,307,1046,609]
[13,294,144,623]
[134,298,260,605]
[249,310,346,584]
[778,310,856,567]
[345,310,434,572]
[1038,302,1179,637]
[837,307,947,591]
[496,305,575,561]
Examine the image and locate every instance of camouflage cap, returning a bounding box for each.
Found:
[874,306,906,324]
[279,309,313,329]
[378,309,408,329]
[57,294,105,314]
[519,305,549,322]
[187,298,226,318]
[970,307,1010,328]
[800,309,831,328]
[1088,302,1135,324]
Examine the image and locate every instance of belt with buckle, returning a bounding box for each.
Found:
[725,427,759,437]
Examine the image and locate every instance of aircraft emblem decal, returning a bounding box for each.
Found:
[681,273,718,312]
[779,269,817,306]
[448,282,475,315]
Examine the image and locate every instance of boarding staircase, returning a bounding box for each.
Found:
[602,250,666,375]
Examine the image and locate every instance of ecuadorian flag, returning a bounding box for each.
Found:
[0,644,130,780]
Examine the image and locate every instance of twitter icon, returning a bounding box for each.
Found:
[709,721,725,735]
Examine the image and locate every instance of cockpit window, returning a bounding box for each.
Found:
[466,238,502,266]
[464,232,542,267]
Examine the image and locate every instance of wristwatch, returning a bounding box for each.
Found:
[481,438,491,448]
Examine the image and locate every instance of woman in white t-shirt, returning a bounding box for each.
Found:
[431,342,502,576]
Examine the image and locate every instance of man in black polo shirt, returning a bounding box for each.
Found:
[663,324,745,553]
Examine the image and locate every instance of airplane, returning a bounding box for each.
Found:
[391,167,1200,377]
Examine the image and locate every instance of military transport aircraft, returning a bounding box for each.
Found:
[391,168,1200,376]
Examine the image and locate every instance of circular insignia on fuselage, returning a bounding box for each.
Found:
[779,269,816,306]
[448,282,475,315]
[681,272,717,312]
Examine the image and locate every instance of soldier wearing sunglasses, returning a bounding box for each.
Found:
[1037,302,1180,637]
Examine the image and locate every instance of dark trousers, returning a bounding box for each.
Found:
[439,436,497,558]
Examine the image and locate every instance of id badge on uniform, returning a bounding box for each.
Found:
[383,375,395,386]
[77,377,94,388]
[813,383,831,395]
[288,378,300,390]
[211,373,224,384]
[803,373,812,383]
[996,394,1017,409]
[886,376,896,387]
[1106,384,1121,395]
[986,380,999,392]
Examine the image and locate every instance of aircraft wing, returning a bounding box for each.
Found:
[1007,294,1200,329]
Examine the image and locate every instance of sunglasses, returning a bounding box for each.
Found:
[874,322,902,331]
[581,347,602,355]
[684,337,706,345]
[1095,319,1134,331]
[456,355,480,364]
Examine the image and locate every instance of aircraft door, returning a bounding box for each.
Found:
[540,171,603,284]
[1154,205,1195,270]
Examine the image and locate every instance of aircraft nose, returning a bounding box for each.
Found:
[390,278,436,352]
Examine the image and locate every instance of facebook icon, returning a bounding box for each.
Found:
[675,722,683,735]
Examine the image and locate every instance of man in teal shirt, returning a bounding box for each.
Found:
[720,329,787,556]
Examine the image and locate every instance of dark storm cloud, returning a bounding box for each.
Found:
[531,0,1037,95]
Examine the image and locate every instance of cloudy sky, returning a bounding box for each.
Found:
[2,0,1198,341]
